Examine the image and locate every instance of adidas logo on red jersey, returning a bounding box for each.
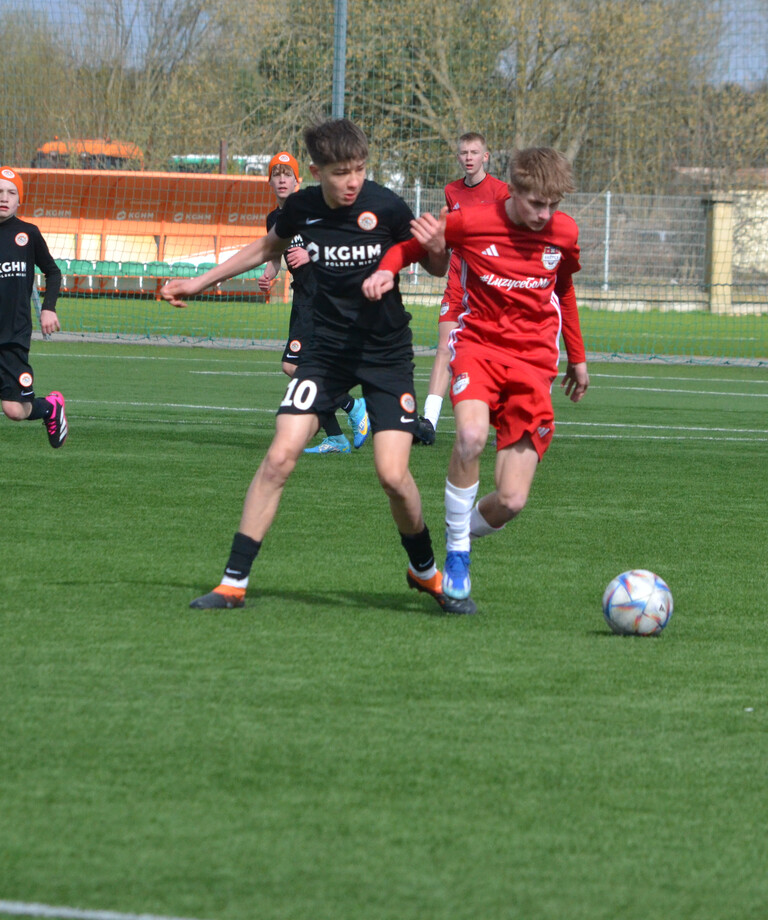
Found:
[481,244,500,257]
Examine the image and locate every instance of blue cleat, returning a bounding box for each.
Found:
[304,434,351,454]
[348,398,370,448]
[443,551,471,599]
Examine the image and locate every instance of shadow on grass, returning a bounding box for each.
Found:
[183,583,468,617]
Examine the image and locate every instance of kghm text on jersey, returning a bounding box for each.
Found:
[0,260,27,274]
[307,242,382,265]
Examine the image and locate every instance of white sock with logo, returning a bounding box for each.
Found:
[445,479,479,552]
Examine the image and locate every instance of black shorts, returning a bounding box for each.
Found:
[0,344,35,402]
[281,300,314,365]
[277,352,419,435]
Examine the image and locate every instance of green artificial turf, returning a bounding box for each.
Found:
[1,343,766,920]
[52,294,768,364]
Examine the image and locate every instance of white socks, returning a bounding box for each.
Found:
[423,394,443,430]
[445,479,479,552]
[469,502,506,541]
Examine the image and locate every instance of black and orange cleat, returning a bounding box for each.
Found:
[406,567,478,615]
[189,585,246,609]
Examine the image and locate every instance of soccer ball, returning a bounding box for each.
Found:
[602,569,673,636]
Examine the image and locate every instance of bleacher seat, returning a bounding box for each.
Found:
[169,262,197,278]
[94,260,120,293]
[118,261,146,293]
[144,261,171,294]
[219,266,266,297]
[70,259,97,294]
[55,258,72,293]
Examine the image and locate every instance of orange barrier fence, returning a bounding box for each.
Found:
[18,167,292,300]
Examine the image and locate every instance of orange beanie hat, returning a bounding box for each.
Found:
[0,166,23,203]
[268,152,300,181]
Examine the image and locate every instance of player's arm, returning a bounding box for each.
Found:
[362,209,450,301]
[35,231,62,334]
[285,246,310,269]
[362,237,423,301]
[161,227,289,308]
[555,273,589,402]
[412,207,450,277]
[258,256,282,293]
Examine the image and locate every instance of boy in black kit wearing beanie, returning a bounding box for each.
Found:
[0,166,68,447]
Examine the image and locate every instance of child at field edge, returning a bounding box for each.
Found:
[160,118,475,615]
[259,151,369,454]
[0,166,68,447]
[363,147,590,607]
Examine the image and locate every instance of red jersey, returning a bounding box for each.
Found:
[442,202,584,376]
[442,173,509,314]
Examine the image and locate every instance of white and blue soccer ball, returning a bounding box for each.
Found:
[602,569,673,636]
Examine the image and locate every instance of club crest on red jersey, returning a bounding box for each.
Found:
[542,246,562,270]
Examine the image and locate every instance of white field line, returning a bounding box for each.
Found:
[591,372,768,385]
[595,384,768,398]
[34,352,278,366]
[559,421,767,435]
[71,400,768,441]
[0,901,210,920]
[32,353,768,383]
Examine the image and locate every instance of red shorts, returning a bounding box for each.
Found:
[449,352,555,458]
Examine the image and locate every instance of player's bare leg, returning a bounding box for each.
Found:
[479,434,539,528]
[422,320,458,436]
[190,412,318,609]
[443,399,489,599]
[239,412,320,539]
[1,399,32,421]
[373,429,476,614]
[372,429,425,532]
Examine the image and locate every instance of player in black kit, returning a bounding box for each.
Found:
[259,151,369,454]
[0,166,67,447]
[161,119,476,615]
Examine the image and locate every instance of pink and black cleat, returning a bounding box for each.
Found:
[44,391,68,448]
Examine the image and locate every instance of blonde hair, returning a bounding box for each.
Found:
[509,148,575,199]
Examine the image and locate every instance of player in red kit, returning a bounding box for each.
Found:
[420,132,509,440]
[363,147,590,608]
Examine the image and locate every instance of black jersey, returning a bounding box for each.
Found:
[0,216,61,345]
[274,180,414,358]
[266,206,316,306]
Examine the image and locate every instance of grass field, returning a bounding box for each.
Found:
[53,293,768,364]
[1,342,767,920]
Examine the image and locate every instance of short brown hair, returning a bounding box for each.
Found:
[509,148,575,199]
[458,132,487,149]
[304,118,369,167]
